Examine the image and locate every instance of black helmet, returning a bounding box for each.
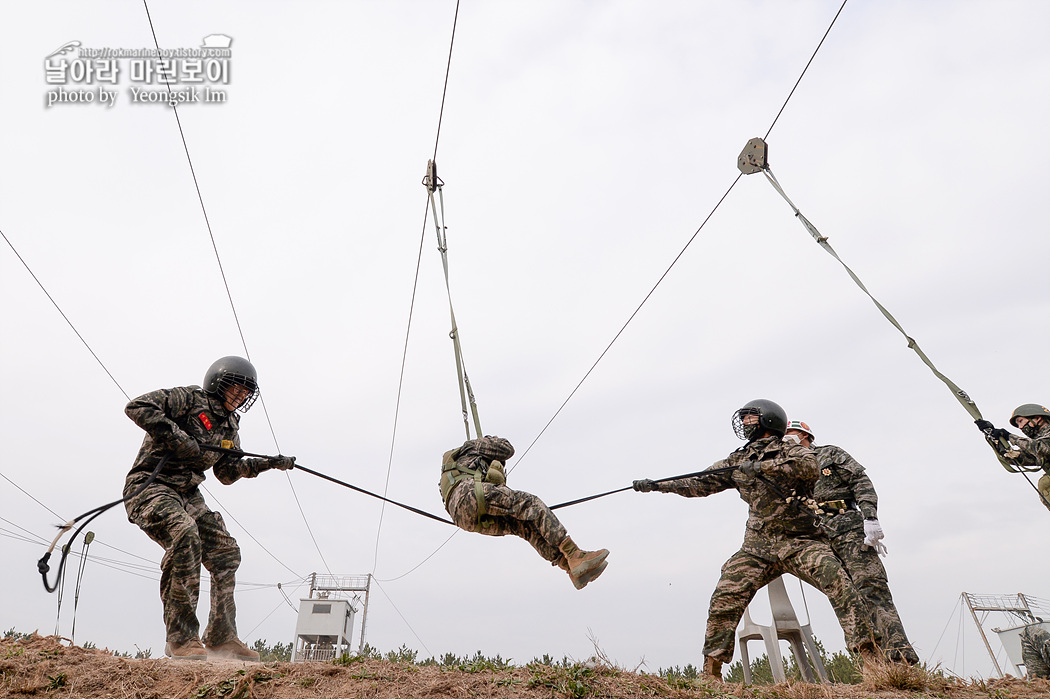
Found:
[1010,403,1050,437]
[204,356,260,412]
[732,399,788,440]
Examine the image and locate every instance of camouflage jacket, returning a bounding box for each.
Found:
[656,435,822,537]
[439,436,514,505]
[1007,421,1050,473]
[812,444,879,535]
[123,385,272,496]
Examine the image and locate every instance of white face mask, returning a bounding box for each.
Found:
[782,434,801,445]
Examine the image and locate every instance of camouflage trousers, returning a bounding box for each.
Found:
[827,517,918,663]
[446,480,568,565]
[1021,625,1050,678]
[125,484,241,646]
[703,532,876,663]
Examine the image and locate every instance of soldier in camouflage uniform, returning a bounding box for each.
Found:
[785,420,919,665]
[124,356,295,661]
[440,435,609,590]
[1020,624,1050,678]
[976,404,1050,511]
[633,400,877,680]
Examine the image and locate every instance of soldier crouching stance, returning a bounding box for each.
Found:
[634,400,877,679]
[440,436,609,590]
[123,357,295,661]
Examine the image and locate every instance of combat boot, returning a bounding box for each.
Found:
[206,638,261,661]
[702,655,723,680]
[165,637,207,660]
[557,556,609,590]
[557,537,609,588]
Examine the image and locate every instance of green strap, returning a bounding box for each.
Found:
[754,162,1025,475]
[426,160,483,441]
[473,470,487,518]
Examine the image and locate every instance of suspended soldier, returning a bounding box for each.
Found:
[440,435,609,589]
[632,400,876,679]
[784,420,919,665]
[123,357,295,661]
[976,404,1050,511]
[1020,624,1050,679]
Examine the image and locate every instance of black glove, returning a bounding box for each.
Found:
[975,419,995,433]
[174,434,200,460]
[269,455,296,471]
[738,460,761,477]
[989,428,1010,442]
[633,479,658,493]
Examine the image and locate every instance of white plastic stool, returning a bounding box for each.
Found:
[737,576,828,683]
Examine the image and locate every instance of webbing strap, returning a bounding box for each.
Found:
[473,471,487,518]
[757,163,1033,481]
[425,160,482,440]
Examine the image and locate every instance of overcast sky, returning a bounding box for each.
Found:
[3,0,1049,680]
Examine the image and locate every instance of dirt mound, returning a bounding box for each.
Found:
[3,634,1050,699]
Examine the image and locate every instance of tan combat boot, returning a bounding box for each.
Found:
[558,537,609,589]
[206,638,261,661]
[165,637,207,660]
[702,655,723,680]
[557,556,609,590]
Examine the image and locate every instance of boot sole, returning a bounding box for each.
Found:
[164,642,207,661]
[568,549,609,579]
[571,559,608,589]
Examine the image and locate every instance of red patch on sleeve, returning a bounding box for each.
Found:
[198,412,213,430]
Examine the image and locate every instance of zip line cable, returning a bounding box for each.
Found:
[372,0,462,576]
[507,173,742,475]
[764,0,848,141]
[141,0,335,575]
[509,3,851,476]
[1,228,129,401]
[381,0,856,582]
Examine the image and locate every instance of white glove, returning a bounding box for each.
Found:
[863,518,888,556]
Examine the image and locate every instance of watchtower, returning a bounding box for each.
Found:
[291,573,371,662]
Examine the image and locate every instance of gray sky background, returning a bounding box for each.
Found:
[2,0,1049,679]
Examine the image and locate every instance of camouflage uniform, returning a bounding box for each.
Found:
[813,444,918,664]
[653,435,875,663]
[440,436,568,567]
[1004,422,1050,510]
[123,386,275,646]
[1021,625,1050,678]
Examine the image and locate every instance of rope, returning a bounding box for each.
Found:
[198,445,453,525]
[756,165,1050,509]
[548,464,740,510]
[39,453,170,593]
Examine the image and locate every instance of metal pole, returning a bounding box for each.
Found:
[964,593,1004,678]
[358,574,371,654]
